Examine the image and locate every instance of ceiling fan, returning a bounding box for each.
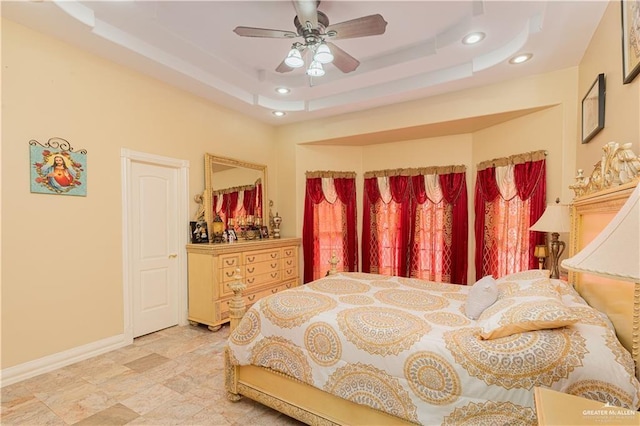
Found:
[233,0,387,76]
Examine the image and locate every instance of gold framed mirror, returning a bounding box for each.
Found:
[202,154,267,242]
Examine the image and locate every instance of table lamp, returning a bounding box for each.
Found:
[561,184,639,283]
[530,199,571,278]
[534,245,548,269]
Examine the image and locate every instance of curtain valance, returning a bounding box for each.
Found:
[212,178,261,196]
[477,150,546,171]
[305,171,356,179]
[363,165,466,179]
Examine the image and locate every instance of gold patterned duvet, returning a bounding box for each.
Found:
[227,272,640,425]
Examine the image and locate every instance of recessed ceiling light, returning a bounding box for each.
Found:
[272,111,286,117]
[509,53,533,64]
[462,32,485,45]
[275,87,290,95]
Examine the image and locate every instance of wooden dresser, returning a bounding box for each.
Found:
[186,237,301,331]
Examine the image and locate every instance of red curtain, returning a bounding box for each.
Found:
[242,186,256,216]
[440,172,468,284]
[302,176,358,283]
[474,158,546,280]
[363,171,468,284]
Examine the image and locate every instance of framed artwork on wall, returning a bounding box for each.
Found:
[30,138,87,196]
[581,73,605,144]
[621,0,640,84]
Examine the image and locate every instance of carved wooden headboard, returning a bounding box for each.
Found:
[568,180,639,380]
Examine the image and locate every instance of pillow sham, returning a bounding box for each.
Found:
[477,291,580,340]
[496,269,559,298]
[464,275,498,320]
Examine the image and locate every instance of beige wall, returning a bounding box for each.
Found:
[3,0,639,377]
[278,68,579,282]
[577,0,640,171]
[1,20,276,369]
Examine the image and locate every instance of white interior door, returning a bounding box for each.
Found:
[131,161,180,337]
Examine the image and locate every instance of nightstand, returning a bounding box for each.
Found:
[534,387,639,425]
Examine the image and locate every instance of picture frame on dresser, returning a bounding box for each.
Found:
[226,229,237,242]
[190,221,209,244]
[581,73,605,144]
[260,226,269,239]
[621,0,640,84]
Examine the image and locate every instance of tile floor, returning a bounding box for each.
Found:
[1,324,304,425]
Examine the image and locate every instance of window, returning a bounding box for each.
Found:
[302,172,358,282]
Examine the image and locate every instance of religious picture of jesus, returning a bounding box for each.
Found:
[30,139,87,196]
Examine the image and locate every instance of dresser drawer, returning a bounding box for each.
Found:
[219,279,300,320]
[219,254,241,268]
[282,266,297,280]
[220,267,244,283]
[245,270,281,287]
[282,247,297,258]
[245,260,279,277]
[282,256,296,270]
[244,249,280,264]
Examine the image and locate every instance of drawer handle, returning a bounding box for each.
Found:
[248,278,255,284]
[247,256,255,262]
[225,259,234,266]
[225,271,234,277]
[270,253,277,258]
[271,262,278,268]
[248,295,256,301]
[286,283,292,288]
[286,269,293,274]
[271,288,278,293]
[271,272,278,278]
[247,267,255,273]
[286,260,293,266]
[285,250,292,256]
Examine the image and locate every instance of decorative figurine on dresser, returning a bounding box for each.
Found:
[186,154,301,331]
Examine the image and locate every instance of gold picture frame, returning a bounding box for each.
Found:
[581,73,605,144]
[621,0,640,84]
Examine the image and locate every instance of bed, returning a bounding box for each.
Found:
[224,181,640,425]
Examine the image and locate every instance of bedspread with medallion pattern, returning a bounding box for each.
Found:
[227,272,640,425]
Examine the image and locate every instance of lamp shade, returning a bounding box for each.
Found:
[314,43,334,64]
[534,245,548,258]
[561,183,640,282]
[530,204,571,233]
[284,48,304,68]
[306,60,325,77]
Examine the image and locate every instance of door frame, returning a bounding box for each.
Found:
[121,148,190,342]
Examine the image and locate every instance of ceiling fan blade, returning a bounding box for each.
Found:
[292,0,318,30]
[234,26,298,39]
[276,61,294,73]
[326,42,360,73]
[325,14,388,39]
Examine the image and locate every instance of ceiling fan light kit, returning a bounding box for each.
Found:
[234,0,388,78]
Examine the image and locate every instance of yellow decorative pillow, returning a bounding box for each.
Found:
[477,295,580,340]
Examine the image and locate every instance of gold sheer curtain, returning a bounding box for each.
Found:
[303,171,358,282]
[475,150,546,280]
[362,165,468,284]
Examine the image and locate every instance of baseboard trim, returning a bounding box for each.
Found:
[1,333,131,387]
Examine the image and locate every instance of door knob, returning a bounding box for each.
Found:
[168,253,178,258]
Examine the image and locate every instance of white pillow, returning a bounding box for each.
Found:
[465,275,498,320]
